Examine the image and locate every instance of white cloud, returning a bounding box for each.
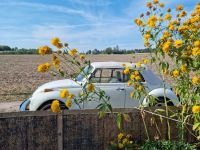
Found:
[0,1,96,21]
[68,0,112,6]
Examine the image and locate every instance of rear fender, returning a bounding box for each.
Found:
[142,88,179,106]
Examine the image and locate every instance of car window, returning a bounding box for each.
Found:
[90,68,125,83]
[76,65,93,82]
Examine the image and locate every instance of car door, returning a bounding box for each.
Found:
[83,68,126,109]
[95,82,126,108]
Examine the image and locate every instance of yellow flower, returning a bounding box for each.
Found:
[136,62,141,67]
[127,80,132,86]
[174,40,183,48]
[52,59,60,66]
[195,5,200,13]
[138,85,143,91]
[158,17,163,22]
[55,43,63,49]
[178,25,189,32]
[122,63,126,67]
[192,106,200,113]
[134,19,143,26]
[168,25,174,31]
[130,74,136,80]
[38,46,52,56]
[60,89,69,98]
[65,99,72,108]
[143,34,151,40]
[51,100,60,113]
[51,37,60,46]
[123,67,130,74]
[194,41,200,47]
[37,63,51,73]
[192,47,200,56]
[164,14,172,20]
[172,70,179,78]
[153,0,159,4]
[69,48,78,57]
[163,31,172,39]
[176,5,183,11]
[142,58,149,64]
[135,75,141,81]
[87,83,95,92]
[79,54,85,60]
[118,143,124,149]
[68,94,74,100]
[130,92,134,97]
[134,71,139,75]
[159,2,164,8]
[147,15,157,28]
[180,64,187,72]
[162,41,171,53]
[192,76,200,85]
[144,40,150,47]
[146,2,152,8]
[118,133,124,140]
[191,12,196,17]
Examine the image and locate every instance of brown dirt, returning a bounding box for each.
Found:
[0,54,173,102]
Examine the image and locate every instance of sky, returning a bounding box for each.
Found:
[0,0,198,51]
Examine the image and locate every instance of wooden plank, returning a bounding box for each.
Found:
[57,112,63,150]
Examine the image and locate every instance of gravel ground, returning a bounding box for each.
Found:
[0,101,22,112]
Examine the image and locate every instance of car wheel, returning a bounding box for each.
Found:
[151,97,174,107]
[39,101,67,111]
[149,97,174,107]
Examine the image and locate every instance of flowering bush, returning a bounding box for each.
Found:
[134,0,200,140]
[37,0,199,145]
[37,37,112,116]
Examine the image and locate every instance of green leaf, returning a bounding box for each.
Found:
[192,123,200,131]
[116,113,122,129]
[99,111,105,118]
[123,113,131,122]
[59,70,65,77]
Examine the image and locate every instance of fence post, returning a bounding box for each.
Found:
[57,112,63,150]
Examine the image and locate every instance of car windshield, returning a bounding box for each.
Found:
[75,65,93,82]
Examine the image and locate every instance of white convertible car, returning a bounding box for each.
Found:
[20,62,179,111]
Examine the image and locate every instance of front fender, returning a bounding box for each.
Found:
[142,88,179,106]
[29,90,80,111]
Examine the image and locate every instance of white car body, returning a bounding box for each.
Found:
[20,62,179,111]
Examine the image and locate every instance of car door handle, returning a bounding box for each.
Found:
[116,88,125,91]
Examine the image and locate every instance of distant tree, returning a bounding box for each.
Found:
[0,45,12,51]
[104,47,112,54]
[86,50,92,54]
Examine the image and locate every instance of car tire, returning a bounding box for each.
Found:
[39,101,67,111]
[154,97,174,106]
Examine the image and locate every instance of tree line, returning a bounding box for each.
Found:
[0,45,38,54]
[86,45,150,54]
[0,45,150,55]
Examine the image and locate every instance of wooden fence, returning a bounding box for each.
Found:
[0,108,196,150]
